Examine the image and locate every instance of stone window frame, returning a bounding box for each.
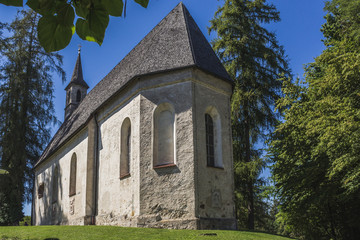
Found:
[69,153,77,196]
[205,106,223,169]
[38,182,45,199]
[120,117,131,179]
[152,102,177,169]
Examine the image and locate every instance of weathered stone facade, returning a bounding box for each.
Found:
[33,3,236,230]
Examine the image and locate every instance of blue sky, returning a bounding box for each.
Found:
[0,0,326,216]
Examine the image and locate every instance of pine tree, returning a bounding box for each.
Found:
[0,10,65,225]
[209,0,290,230]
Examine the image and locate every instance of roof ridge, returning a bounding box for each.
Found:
[181,3,197,66]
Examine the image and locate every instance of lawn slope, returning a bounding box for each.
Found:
[0,226,292,240]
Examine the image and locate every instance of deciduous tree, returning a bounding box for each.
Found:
[270,0,360,239]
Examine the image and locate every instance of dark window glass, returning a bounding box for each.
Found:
[76,90,81,102]
[205,114,215,167]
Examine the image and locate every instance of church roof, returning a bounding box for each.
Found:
[65,50,89,90]
[35,2,232,167]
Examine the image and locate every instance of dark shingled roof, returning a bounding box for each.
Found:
[65,51,89,90]
[35,2,232,167]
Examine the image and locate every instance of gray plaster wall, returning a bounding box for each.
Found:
[34,129,89,225]
[192,70,236,229]
[138,70,197,228]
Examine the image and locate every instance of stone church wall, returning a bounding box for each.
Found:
[138,70,197,229]
[95,94,141,226]
[34,129,89,225]
[193,70,237,230]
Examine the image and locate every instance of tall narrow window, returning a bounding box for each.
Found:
[52,166,59,203]
[205,114,215,167]
[205,106,223,168]
[76,90,81,102]
[154,103,175,167]
[69,153,77,196]
[67,91,70,104]
[120,118,131,178]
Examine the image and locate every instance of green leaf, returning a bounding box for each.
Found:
[26,0,55,15]
[74,0,90,19]
[76,5,109,45]
[134,0,149,8]
[38,15,73,52]
[88,5,109,37]
[76,18,100,44]
[56,2,75,26]
[103,0,123,17]
[0,0,22,7]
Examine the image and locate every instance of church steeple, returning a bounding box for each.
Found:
[65,48,89,120]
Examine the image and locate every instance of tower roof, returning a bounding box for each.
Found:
[35,2,232,167]
[65,49,89,90]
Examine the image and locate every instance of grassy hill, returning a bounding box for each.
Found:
[0,226,292,240]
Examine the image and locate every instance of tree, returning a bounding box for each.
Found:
[0,0,149,52]
[209,0,290,230]
[269,0,360,239]
[0,10,65,225]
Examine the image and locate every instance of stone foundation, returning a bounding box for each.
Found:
[137,215,198,229]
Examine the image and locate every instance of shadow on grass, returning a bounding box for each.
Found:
[238,229,296,239]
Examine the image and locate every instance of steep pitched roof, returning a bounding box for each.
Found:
[35,2,232,167]
[65,50,89,90]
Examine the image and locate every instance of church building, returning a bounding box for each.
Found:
[32,3,236,230]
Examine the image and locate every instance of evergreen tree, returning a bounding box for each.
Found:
[0,10,65,225]
[270,0,360,239]
[209,0,290,230]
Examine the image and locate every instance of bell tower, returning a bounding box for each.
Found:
[65,47,89,119]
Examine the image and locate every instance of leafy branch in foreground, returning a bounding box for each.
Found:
[0,0,149,52]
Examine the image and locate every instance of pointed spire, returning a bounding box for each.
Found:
[65,47,89,90]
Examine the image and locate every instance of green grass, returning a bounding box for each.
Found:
[0,226,292,240]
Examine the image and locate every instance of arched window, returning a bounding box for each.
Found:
[205,106,223,168]
[52,166,59,203]
[153,103,175,167]
[120,118,131,178]
[69,153,77,196]
[205,114,215,167]
[76,90,81,102]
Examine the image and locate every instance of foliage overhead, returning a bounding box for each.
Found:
[269,0,360,239]
[209,0,290,230]
[0,10,64,225]
[0,0,150,52]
